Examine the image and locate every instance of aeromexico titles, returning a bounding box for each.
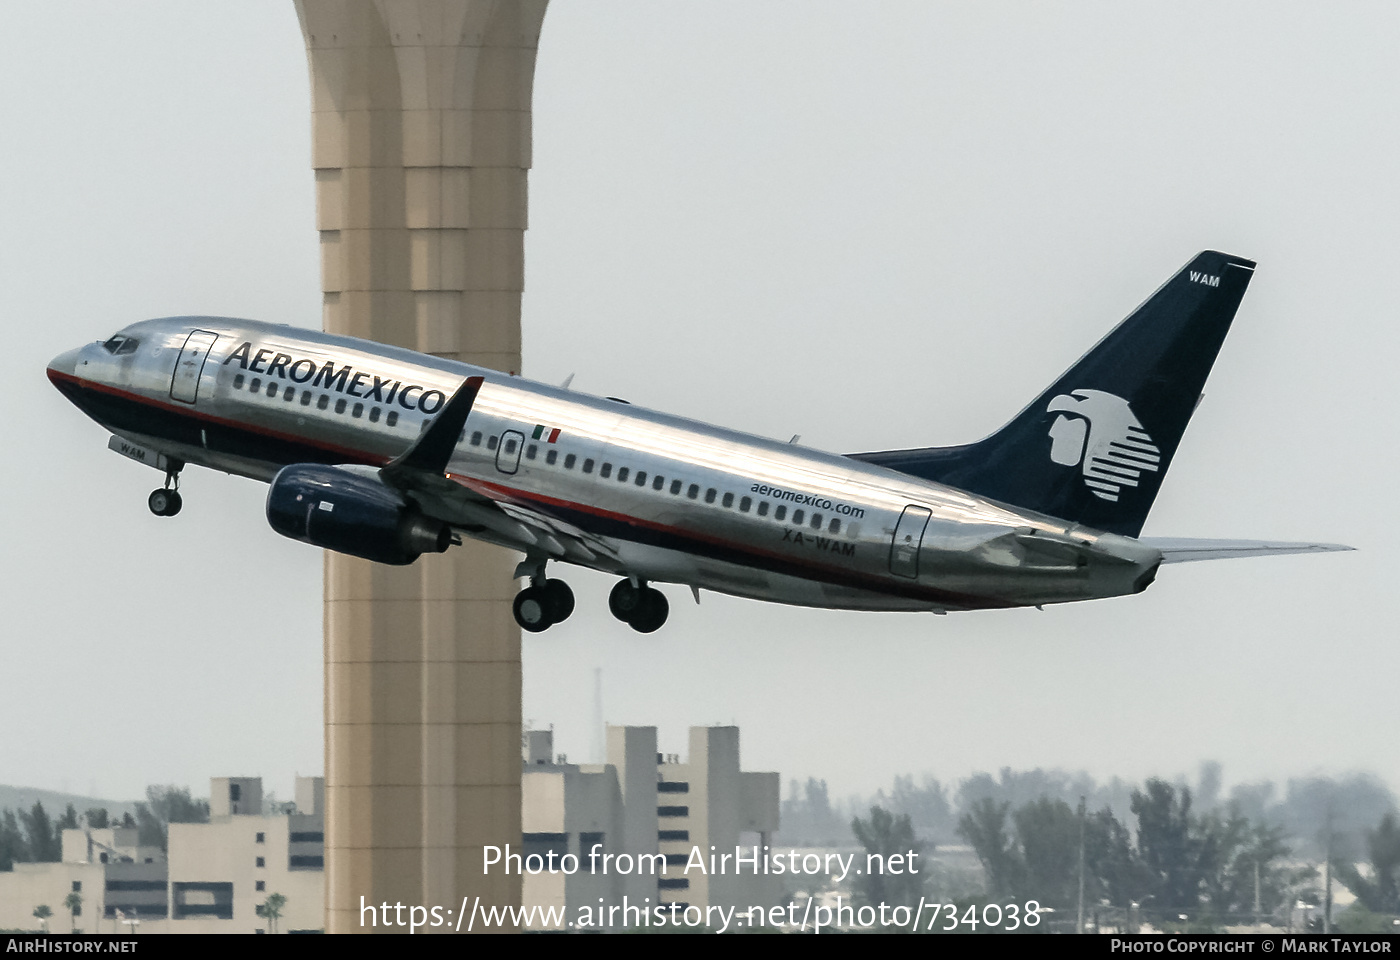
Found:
[47,251,1349,633]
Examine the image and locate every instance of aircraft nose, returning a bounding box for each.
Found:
[47,346,86,384]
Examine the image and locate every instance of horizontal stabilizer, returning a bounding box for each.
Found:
[1139,538,1354,564]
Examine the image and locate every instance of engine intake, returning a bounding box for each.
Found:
[266,464,451,565]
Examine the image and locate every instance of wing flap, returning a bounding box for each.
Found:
[1139,538,1354,564]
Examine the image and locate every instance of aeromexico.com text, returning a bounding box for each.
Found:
[484,844,919,884]
[749,484,865,519]
[223,341,447,413]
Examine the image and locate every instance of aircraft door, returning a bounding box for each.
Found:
[889,505,932,579]
[169,330,219,404]
[495,430,524,474]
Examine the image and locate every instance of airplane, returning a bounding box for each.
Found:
[47,250,1349,634]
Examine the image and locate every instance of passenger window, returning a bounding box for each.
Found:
[775,505,787,522]
[670,479,681,495]
[470,431,482,446]
[653,475,665,491]
[386,411,399,427]
[811,513,822,529]
[334,398,347,414]
[284,386,295,401]
[617,467,628,482]
[705,489,717,504]
[757,501,769,517]
[352,402,363,418]
[829,518,840,533]
[233,374,245,390]
[300,391,312,406]
[635,471,647,486]
[250,378,262,393]
[564,454,576,469]
[739,496,751,512]
[505,439,517,454]
[526,444,537,460]
[687,484,699,499]
[369,407,381,423]
[793,509,804,526]
[600,463,612,479]
[488,436,499,451]
[266,381,278,397]
[722,492,734,508]
[583,459,594,473]
[317,394,329,411]
[546,450,558,466]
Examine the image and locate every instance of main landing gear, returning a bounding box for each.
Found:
[512,577,575,633]
[609,578,669,634]
[147,467,182,517]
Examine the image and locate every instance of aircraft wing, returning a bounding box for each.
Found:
[1137,538,1355,564]
[377,374,620,569]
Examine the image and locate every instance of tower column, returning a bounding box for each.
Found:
[294,0,547,933]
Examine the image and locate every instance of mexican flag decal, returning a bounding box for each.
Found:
[531,424,562,443]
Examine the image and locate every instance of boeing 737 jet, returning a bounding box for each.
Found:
[47,251,1348,633]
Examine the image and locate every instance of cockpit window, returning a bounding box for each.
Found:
[101,335,140,355]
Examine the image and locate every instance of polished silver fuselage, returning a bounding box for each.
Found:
[48,317,1163,612]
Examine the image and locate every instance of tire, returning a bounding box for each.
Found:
[542,579,575,623]
[513,587,553,633]
[164,491,183,517]
[629,588,669,634]
[148,489,172,516]
[608,579,643,621]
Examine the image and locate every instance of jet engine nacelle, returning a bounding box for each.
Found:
[266,464,452,565]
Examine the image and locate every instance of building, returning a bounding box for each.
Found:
[521,725,780,931]
[0,776,324,934]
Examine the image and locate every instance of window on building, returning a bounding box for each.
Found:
[256,857,265,868]
[72,881,81,892]
[256,880,265,892]
[256,832,265,844]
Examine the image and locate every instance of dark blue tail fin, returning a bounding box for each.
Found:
[848,251,1256,538]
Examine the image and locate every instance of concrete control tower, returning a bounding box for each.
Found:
[294,0,548,933]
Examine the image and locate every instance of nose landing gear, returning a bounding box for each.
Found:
[148,467,183,517]
[609,578,669,633]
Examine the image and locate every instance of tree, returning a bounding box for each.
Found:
[32,904,52,932]
[261,892,287,934]
[1335,813,1400,915]
[1012,797,1079,910]
[0,809,26,871]
[84,808,110,829]
[56,805,79,831]
[63,891,82,933]
[1131,779,1204,911]
[18,802,60,862]
[852,806,926,908]
[134,785,210,852]
[957,797,1023,898]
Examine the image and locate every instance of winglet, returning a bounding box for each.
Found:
[384,376,484,477]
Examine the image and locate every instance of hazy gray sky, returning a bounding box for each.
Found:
[1,2,1394,806]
